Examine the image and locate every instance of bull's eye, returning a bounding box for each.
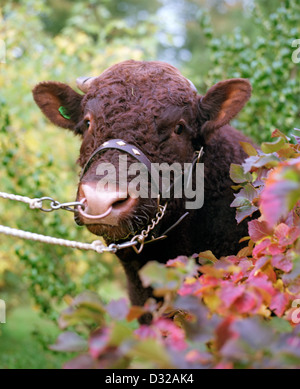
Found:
[85,120,91,129]
[174,123,184,135]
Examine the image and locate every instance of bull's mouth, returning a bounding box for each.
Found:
[74,180,158,241]
[74,194,156,241]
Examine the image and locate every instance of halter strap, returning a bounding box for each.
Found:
[80,139,153,180]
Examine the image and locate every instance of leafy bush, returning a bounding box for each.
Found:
[50,128,300,368]
[0,0,158,318]
[195,0,300,142]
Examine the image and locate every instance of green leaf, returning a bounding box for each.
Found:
[110,322,134,347]
[73,291,106,313]
[139,261,182,294]
[261,137,286,153]
[128,339,173,368]
[239,141,258,156]
[243,154,280,173]
[269,317,293,334]
[230,163,252,183]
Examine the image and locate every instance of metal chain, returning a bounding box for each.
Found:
[130,203,167,254]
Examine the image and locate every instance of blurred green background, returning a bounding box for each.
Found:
[0,0,299,368]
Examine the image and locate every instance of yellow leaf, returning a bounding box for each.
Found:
[257,304,271,318]
[203,293,221,312]
[198,250,218,263]
[184,277,197,285]
[237,246,252,258]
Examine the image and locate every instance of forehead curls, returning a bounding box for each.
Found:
[81,62,197,109]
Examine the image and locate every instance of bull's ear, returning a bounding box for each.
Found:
[32,81,83,130]
[198,78,251,140]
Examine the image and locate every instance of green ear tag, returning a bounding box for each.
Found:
[58,106,71,120]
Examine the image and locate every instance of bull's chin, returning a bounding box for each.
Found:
[85,223,136,242]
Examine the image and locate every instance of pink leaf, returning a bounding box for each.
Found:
[234,291,259,313]
[274,224,300,246]
[155,318,187,351]
[166,256,189,268]
[219,283,245,308]
[248,274,276,300]
[134,325,157,340]
[89,327,110,359]
[248,220,272,242]
[271,254,293,273]
[252,239,271,258]
[270,292,290,317]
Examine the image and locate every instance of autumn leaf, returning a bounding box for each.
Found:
[270,292,290,317]
[239,141,258,157]
[248,219,272,242]
[230,163,253,183]
[219,282,245,309]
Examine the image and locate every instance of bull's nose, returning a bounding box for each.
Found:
[78,183,136,225]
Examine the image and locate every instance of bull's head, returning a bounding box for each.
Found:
[33,60,251,243]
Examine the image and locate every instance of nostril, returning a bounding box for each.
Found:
[77,183,137,225]
[111,196,130,209]
[78,198,113,220]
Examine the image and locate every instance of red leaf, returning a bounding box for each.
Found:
[155,318,187,351]
[178,277,202,296]
[234,291,259,313]
[271,129,289,140]
[252,239,271,258]
[248,274,276,301]
[271,254,293,273]
[248,220,272,242]
[260,173,299,226]
[274,224,300,246]
[270,292,290,317]
[215,316,237,350]
[268,243,285,255]
[219,282,245,308]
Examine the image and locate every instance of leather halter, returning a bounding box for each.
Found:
[80,138,162,198]
[80,139,153,180]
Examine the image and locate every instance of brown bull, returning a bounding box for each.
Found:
[33,60,253,321]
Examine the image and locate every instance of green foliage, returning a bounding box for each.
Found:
[0,305,71,369]
[196,0,300,142]
[0,0,159,318]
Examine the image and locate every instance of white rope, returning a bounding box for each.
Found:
[0,225,108,253]
[0,192,42,209]
[0,191,114,253]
